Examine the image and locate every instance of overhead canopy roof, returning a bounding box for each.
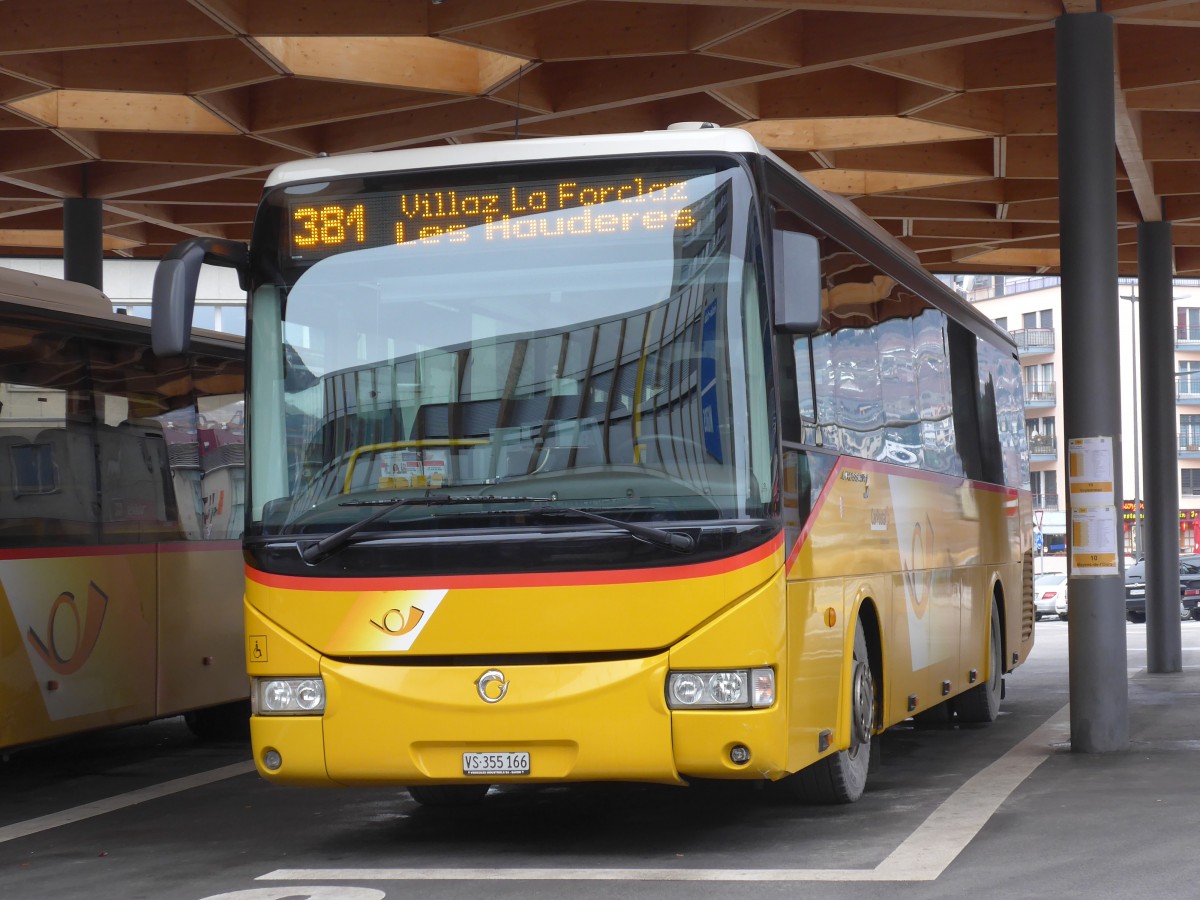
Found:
[1,0,1197,275]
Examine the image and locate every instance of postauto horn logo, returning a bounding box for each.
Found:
[26,582,109,675]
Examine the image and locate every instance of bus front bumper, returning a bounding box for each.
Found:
[250,653,791,787]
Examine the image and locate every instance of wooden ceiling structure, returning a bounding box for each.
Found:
[2,0,1200,276]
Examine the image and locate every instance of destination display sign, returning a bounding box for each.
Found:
[287,173,704,261]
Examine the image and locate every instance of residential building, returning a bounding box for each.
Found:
[964,273,1200,560]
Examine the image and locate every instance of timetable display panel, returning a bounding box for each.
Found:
[284,169,714,262]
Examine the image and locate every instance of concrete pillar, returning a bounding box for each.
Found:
[63,197,103,291]
[1056,12,1129,752]
[1138,220,1183,672]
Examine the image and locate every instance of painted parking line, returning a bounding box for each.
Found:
[0,761,255,844]
[259,704,1071,885]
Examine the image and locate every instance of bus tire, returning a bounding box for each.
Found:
[407,784,491,807]
[184,699,250,742]
[787,619,875,804]
[956,600,1002,724]
[912,700,954,729]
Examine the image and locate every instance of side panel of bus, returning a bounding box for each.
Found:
[1,550,159,747]
[0,290,246,751]
[156,543,247,718]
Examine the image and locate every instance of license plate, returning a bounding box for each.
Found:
[462,751,530,776]
[1130,589,1145,597]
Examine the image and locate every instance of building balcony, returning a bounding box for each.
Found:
[1029,434,1057,461]
[1023,381,1057,407]
[1011,328,1055,356]
[1177,384,1200,404]
[1178,325,1200,350]
[1181,438,1200,458]
[1032,493,1060,511]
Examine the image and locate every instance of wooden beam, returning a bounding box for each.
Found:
[1117,23,1200,92]
[1140,109,1200,160]
[547,55,781,115]
[825,138,994,177]
[756,68,903,118]
[800,11,1045,72]
[744,116,982,151]
[1002,135,1058,178]
[862,45,965,90]
[687,7,792,52]
[702,14,805,68]
[234,0,430,35]
[256,36,525,95]
[0,0,227,53]
[853,195,997,220]
[962,29,1056,90]
[76,132,300,168]
[803,169,981,195]
[0,130,87,174]
[1114,87,1162,220]
[11,90,238,134]
[911,91,1005,134]
[508,5,690,62]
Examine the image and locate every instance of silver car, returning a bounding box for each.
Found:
[1034,573,1068,621]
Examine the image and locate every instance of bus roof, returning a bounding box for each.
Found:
[264,124,766,188]
[0,265,112,317]
[261,125,1010,353]
[0,265,243,350]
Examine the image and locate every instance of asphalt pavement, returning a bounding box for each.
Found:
[1,618,1197,900]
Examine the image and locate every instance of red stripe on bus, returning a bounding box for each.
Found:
[0,540,239,561]
[246,535,785,592]
[783,456,1027,573]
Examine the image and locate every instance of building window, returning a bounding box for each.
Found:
[1022,309,1053,329]
[1183,468,1200,496]
[1182,415,1200,450]
[1181,362,1200,399]
[1031,469,1058,509]
[1178,308,1200,342]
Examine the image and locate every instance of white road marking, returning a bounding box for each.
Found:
[258,704,1071,885]
[0,761,254,844]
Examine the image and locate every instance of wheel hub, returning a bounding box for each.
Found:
[851,659,875,746]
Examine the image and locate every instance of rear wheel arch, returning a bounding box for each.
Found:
[991,579,1009,674]
[854,597,884,726]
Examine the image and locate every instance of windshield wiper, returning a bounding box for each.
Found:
[529,507,695,553]
[297,493,695,563]
[299,493,548,563]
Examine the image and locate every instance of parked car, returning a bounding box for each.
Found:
[1124,560,1200,623]
[1034,573,1068,621]
[1178,555,1200,621]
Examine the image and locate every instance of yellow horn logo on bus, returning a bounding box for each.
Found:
[26,582,109,676]
[370,606,425,636]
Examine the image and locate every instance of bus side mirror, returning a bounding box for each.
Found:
[773,231,822,334]
[152,237,248,357]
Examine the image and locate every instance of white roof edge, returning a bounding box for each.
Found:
[264,126,767,188]
[260,124,925,271]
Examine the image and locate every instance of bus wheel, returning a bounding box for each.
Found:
[956,600,1002,724]
[787,619,875,804]
[184,699,250,742]
[407,784,491,807]
[912,700,954,729]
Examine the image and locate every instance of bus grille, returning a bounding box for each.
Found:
[1021,550,1035,641]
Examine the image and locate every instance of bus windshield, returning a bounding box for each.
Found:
[248,159,776,538]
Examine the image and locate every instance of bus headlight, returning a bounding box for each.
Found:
[666,668,774,709]
[253,677,326,715]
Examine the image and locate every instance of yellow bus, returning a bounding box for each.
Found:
[0,266,246,751]
[153,125,1034,804]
